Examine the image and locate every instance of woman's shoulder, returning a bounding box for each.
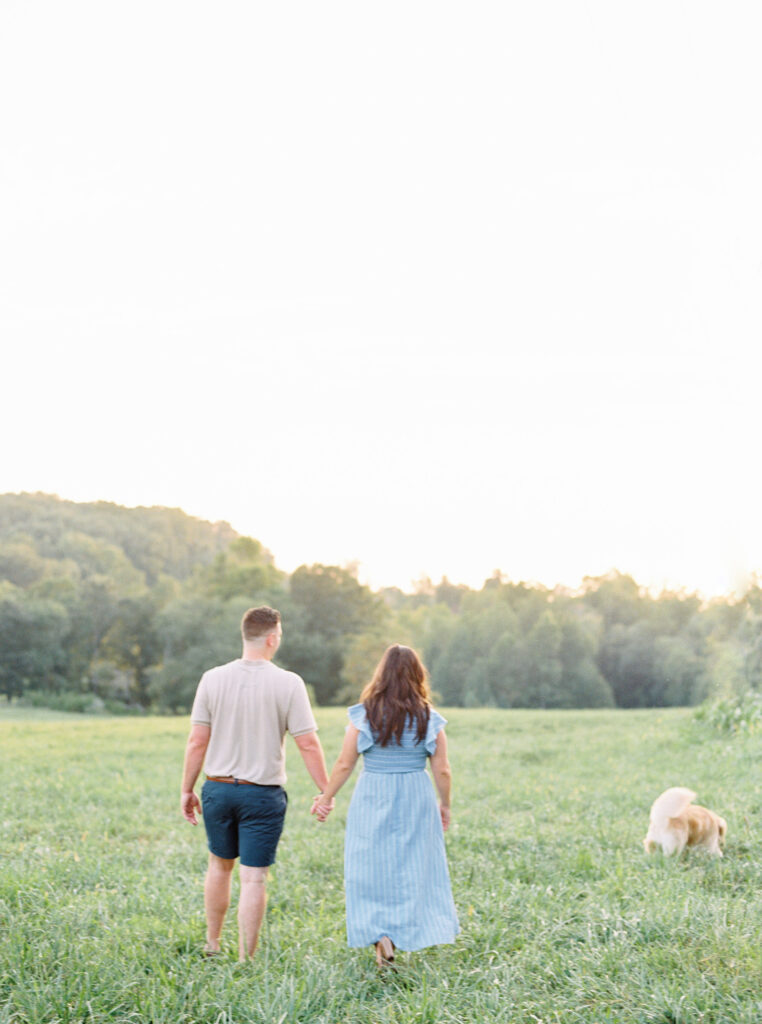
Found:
[347,703,374,752]
[427,704,446,727]
[424,705,447,753]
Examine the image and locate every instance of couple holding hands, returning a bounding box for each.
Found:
[180,606,459,967]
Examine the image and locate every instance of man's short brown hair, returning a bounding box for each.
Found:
[241,606,281,642]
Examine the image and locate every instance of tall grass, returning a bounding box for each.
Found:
[694,689,762,735]
[1,707,760,1023]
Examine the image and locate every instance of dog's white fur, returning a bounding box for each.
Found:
[643,787,727,857]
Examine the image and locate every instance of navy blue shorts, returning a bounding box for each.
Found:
[201,779,287,867]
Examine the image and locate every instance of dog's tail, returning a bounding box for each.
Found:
[649,787,696,826]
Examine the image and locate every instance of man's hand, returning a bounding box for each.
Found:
[181,724,210,824]
[310,793,335,822]
[181,790,202,825]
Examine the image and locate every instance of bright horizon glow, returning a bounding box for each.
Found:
[9,484,753,602]
[2,2,761,603]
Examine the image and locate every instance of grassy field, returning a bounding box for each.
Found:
[1,705,760,1024]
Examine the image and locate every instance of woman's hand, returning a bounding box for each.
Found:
[311,725,359,822]
[440,803,451,832]
[311,793,335,822]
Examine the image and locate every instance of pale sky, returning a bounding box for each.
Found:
[2,2,760,598]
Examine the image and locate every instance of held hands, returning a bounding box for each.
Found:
[181,790,202,825]
[311,793,335,822]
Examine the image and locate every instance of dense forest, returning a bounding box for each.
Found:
[1,493,760,713]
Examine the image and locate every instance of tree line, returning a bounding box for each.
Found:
[1,493,760,712]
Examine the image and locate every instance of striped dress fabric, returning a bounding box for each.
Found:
[343,703,460,951]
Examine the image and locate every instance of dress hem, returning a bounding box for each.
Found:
[347,933,460,953]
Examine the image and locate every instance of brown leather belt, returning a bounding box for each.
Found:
[206,775,257,786]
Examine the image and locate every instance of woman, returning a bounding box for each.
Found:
[312,644,459,967]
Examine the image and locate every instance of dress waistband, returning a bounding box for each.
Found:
[362,767,426,775]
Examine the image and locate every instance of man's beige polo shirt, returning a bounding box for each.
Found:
[190,659,317,786]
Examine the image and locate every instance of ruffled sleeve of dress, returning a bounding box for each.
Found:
[424,708,447,755]
[347,703,375,753]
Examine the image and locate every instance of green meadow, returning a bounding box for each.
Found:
[1,707,760,1024]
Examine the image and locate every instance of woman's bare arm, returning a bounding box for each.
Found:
[429,729,452,831]
[311,725,360,821]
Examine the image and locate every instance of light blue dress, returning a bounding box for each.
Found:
[344,703,460,951]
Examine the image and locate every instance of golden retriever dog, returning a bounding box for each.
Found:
[643,787,727,857]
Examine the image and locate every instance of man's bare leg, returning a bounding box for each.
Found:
[238,865,269,960]
[204,854,235,952]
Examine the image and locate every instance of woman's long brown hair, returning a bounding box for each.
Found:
[360,644,431,747]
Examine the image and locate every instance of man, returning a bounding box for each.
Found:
[180,605,333,960]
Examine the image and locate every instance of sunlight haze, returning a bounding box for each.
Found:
[2,1,760,599]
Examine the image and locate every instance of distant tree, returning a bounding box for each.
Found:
[598,624,647,707]
[0,539,47,587]
[0,492,236,582]
[598,623,674,707]
[378,586,408,610]
[737,585,762,690]
[430,625,478,705]
[462,658,494,707]
[62,575,135,685]
[498,581,551,630]
[288,564,385,637]
[649,590,702,634]
[148,596,242,712]
[402,575,439,609]
[434,577,469,613]
[280,565,387,703]
[431,594,516,705]
[656,635,707,705]
[3,493,755,713]
[197,536,285,602]
[698,586,761,699]
[524,611,564,708]
[277,629,344,706]
[556,612,614,707]
[334,628,390,705]
[703,636,746,699]
[487,626,531,707]
[582,571,644,627]
[99,593,166,706]
[390,602,456,675]
[55,532,145,587]
[0,587,69,700]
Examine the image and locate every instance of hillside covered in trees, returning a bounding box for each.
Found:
[1,493,760,713]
